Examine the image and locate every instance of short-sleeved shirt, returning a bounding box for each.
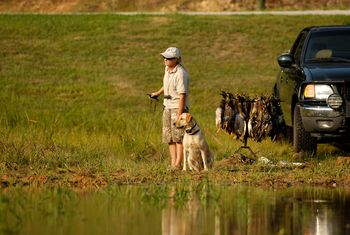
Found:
[163,64,189,109]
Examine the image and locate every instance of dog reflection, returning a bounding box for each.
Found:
[161,187,221,235]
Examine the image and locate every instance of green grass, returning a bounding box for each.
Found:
[1,14,350,186]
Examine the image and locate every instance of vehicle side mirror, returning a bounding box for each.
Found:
[277,54,294,68]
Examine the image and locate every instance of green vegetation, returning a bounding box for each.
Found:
[1,14,350,188]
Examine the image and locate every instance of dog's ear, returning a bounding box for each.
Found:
[186,113,192,123]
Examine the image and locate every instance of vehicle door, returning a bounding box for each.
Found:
[278,30,308,125]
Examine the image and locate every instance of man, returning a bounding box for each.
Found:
[151,47,189,170]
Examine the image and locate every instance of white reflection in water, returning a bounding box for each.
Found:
[316,209,329,235]
[309,203,332,235]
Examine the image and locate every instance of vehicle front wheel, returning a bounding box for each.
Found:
[293,104,317,154]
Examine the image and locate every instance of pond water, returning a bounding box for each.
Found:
[1,183,350,235]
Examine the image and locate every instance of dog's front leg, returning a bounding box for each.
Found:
[201,150,209,171]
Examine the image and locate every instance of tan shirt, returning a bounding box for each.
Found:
[163,64,189,109]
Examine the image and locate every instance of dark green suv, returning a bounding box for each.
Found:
[273,26,350,154]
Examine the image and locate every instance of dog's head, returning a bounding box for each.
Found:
[175,113,193,129]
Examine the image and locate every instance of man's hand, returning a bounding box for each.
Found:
[150,93,158,98]
[148,93,159,101]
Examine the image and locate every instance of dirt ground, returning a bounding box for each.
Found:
[1,0,350,13]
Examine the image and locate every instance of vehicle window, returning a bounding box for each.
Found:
[305,30,350,62]
[290,31,308,65]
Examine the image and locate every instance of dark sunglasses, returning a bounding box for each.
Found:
[163,57,176,60]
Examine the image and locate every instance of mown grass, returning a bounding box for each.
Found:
[1,14,350,187]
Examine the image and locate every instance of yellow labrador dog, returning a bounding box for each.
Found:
[176,113,214,172]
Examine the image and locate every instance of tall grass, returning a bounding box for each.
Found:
[1,14,350,176]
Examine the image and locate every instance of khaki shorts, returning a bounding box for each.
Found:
[162,108,185,144]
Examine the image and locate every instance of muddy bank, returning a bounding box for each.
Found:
[1,156,350,190]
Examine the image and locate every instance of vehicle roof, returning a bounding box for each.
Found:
[303,25,350,32]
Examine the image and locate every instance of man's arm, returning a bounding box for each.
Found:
[177,93,186,118]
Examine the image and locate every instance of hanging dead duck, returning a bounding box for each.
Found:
[215,91,227,133]
[216,92,285,143]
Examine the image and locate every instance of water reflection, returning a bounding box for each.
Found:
[1,185,350,235]
[158,185,350,235]
[309,203,331,235]
[305,200,346,235]
[161,186,212,235]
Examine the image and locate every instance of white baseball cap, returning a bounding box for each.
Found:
[160,47,181,59]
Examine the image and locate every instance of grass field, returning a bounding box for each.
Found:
[1,14,350,188]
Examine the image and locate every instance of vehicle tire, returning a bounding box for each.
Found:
[293,104,317,154]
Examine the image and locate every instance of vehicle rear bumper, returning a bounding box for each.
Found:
[300,105,349,137]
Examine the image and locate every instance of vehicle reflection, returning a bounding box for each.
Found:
[161,186,350,235]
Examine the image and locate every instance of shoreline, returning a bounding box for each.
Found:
[2,158,349,190]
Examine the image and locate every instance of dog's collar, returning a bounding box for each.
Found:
[186,123,200,135]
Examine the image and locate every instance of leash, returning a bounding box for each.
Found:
[147,94,159,112]
[145,93,160,145]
